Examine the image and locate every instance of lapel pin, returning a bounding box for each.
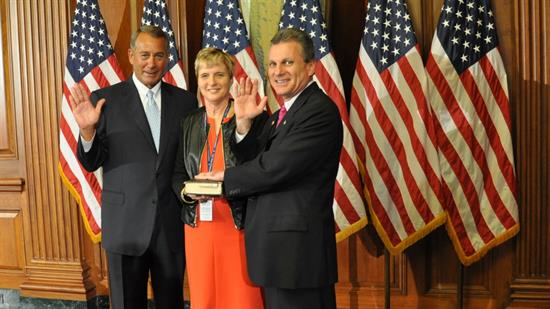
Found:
[271,120,275,126]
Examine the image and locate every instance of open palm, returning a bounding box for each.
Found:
[68,83,105,134]
[233,77,267,121]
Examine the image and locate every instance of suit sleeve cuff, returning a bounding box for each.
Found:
[80,132,96,153]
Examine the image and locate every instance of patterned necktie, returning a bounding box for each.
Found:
[276,105,287,127]
[145,90,160,152]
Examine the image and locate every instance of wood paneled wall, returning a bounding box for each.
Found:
[0,0,98,300]
[509,0,550,306]
[0,0,547,308]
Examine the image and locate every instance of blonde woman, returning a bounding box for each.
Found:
[172,47,264,309]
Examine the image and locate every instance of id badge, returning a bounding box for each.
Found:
[199,199,213,221]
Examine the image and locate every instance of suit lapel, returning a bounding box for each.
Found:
[268,112,280,140]
[126,78,155,153]
[270,82,316,139]
[127,79,158,154]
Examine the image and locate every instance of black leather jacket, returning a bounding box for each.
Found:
[172,105,246,229]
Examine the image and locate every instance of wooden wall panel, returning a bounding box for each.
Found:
[2,0,93,301]
[0,0,28,291]
[99,0,132,78]
[183,0,206,92]
[509,0,550,305]
[165,0,190,81]
[0,188,25,289]
[0,210,24,270]
[329,0,366,101]
[0,4,15,157]
[0,1,17,162]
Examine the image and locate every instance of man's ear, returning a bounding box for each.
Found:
[128,48,134,65]
[307,60,317,76]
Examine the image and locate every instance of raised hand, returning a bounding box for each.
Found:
[233,77,267,135]
[68,83,105,140]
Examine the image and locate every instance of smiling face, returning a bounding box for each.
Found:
[128,32,168,88]
[268,41,315,101]
[197,61,232,106]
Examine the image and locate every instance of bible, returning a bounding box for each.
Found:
[182,179,223,196]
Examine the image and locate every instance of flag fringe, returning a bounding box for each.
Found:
[357,159,446,255]
[58,163,102,244]
[334,152,370,243]
[336,217,368,243]
[445,218,519,266]
[370,205,446,255]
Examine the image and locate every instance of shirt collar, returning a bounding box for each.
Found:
[132,74,162,110]
[282,80,314,111]
[132,74,161,98]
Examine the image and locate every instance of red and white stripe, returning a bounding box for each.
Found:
[349,43,446,253]
[58,54,124,243]
[314,53,368,241]
[163,60,188,90]
[426,36,518,265]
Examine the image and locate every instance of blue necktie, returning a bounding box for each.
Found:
[145,90,160,152]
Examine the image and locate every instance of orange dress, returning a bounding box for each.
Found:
[184,115,263,309]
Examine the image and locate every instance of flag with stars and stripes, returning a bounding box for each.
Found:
[59,0,125,243]
[426,0,518,265]
[141,0,187,89]
[349,0,446,253]
[279,0,368,241]
[202,0,264,108]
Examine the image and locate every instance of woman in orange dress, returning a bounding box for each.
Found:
[172,47,263,309]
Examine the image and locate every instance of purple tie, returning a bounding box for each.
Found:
[276,105,287,127]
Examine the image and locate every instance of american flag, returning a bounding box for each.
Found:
[202,0,264,108]
[426,0,519,265]
[141,0,187,89]
[349,0,446,253]
[58,0,124,242]
[279,0,368,241]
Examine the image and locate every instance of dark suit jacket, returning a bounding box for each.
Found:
[224,83,343,289]
[77,79,197,256]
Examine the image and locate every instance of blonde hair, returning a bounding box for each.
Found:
[194,47,234,78]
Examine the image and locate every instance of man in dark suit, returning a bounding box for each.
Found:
[198,28,342,309]
[68,26,196,308]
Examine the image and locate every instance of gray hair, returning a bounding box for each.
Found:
[130,25,169,52]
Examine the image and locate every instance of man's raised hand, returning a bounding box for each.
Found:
[68,83,105,140]
[233,77,267,135]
